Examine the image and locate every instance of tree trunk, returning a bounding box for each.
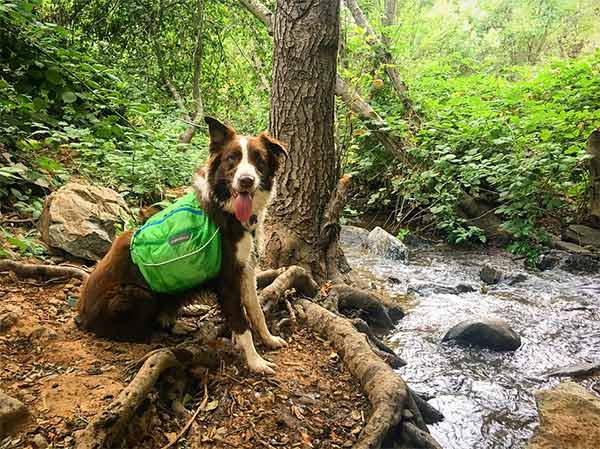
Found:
[260,0,340,282]
[587,129,600,227]
[178,0,205,145]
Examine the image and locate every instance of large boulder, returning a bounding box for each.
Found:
[362,226,408,262]
[0,390,29,438]
[442,319,521,351]
[563,224,600,248]
[527,382,600,449]
[40,183,131,261]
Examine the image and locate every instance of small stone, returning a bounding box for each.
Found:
[536,253,561,271]
[0,311,19,332]
[479,264,503,284]
[443,319,521,351]
[508,273,528,285]
[0,390,29,438]
[28,326,58,341]
[32,434,48,449]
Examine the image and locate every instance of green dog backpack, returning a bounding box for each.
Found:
[130,192,222,294]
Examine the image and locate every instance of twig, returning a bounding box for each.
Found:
[160,384,208,449]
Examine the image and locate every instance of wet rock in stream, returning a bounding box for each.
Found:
[544,361,600,378]
[408,282,477,296]
[442,319,522,351]
[479,264,503,284]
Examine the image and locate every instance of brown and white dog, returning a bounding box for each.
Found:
[77,117,288,374]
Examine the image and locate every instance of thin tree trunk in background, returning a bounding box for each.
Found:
[260,0,340,282]
[381,0,397,47]
[238,0,412,165]
[587,129,600,227]
[179,0,205,144]
[343,0,416,120]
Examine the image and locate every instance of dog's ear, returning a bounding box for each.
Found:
[204,116,236,153]
[259,132,289,162]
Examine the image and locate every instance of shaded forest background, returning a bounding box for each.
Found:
[1,0,600,261]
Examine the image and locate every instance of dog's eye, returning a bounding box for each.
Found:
[227,153,239,163]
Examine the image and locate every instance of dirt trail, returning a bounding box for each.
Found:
[0,272,370,449]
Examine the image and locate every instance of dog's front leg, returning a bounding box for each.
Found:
[217,277,277,375]
[241,267,287,349]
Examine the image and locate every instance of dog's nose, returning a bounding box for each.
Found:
[238,175,255,190]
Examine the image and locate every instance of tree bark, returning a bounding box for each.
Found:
[260,0,341,282]
[238,0,412,165]
[587,129,600,227]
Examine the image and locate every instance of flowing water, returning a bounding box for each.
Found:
[340,226,600,449]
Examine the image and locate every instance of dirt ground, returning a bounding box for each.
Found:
[0,272,371,449]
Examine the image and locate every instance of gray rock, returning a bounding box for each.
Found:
[507,273,528,285]
[549,235,592,255]
[563,224,600,248]
[340,225,370,247]
[442,319,521,351]
[408,282,477,296]
[0,390,29,438]
[363,226,409,262]
[479,264,503,284]
[39,182,131,261]
[535,253,562,271]
[560,254,599,274]
[545,361,600,378]
[527,382,600,449]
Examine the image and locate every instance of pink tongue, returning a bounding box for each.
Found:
[234,193,253,222]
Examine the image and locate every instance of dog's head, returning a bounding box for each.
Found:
[194,116,288,224]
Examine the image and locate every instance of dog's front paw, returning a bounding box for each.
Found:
[247,354,277,375]
[263,335,288,349]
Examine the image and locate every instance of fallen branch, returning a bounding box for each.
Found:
[0,260,89,281]
[301,299,412,449]
[75,349,178,449]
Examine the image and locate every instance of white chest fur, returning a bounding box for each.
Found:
[235,232,253,265]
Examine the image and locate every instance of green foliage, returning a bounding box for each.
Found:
[345,51,599,245]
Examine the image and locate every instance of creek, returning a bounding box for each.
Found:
[341,226,600,449]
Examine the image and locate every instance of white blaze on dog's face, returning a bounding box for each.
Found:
[198,117,288,225]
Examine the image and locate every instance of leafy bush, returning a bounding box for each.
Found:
[346,54,600,246]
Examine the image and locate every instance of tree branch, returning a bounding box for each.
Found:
[343,0,417,121]
[238,0,413,165]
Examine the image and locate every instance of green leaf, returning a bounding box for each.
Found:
[61,91,77,103]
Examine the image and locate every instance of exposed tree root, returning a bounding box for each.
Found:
[259,265,319,305]
[402,423,444,449]
[0,260,89,281]
[75,349,179,449]
[300,299,434,449]
[330,284,404,330]
[352,318,407,369]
